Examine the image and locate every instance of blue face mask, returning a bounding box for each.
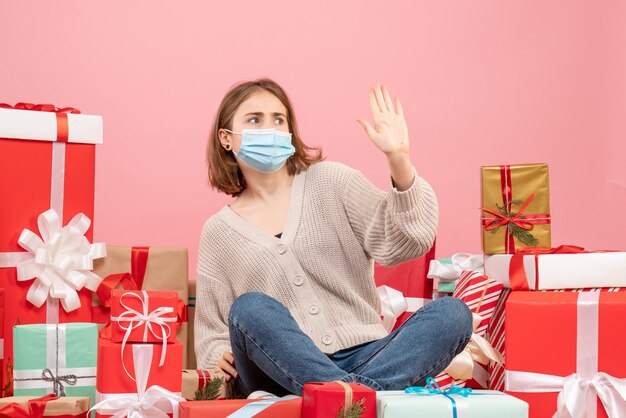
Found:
[225,128,296,173]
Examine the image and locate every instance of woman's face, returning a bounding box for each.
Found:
[222,90,290,152]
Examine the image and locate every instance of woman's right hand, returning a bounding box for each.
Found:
[215,351,238,382]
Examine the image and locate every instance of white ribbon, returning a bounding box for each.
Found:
[111,291,178,380]
[444,313,504,382]
[427,254,484,282]
[226,395,300,418]
[506,292,626,418]
[377,285,429,333]
[0,209,106,318]
[90,344,184,418]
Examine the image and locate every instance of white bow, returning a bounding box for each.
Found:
[111,291,178,379]
[377,285,428,333]
[444,313,503,382]
[90,344,184,418]
[507,370,626,418]
[427,254,484,282]
[14,209,106,312]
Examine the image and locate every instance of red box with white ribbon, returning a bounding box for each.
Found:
[109,289,182,344]
[0,104,104,395]
[374,245,435,332]
[505,291,626,418]
[94,338,183,418]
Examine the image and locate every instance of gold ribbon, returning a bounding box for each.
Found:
[334,381,353,417]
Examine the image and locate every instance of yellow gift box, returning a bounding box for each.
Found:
[481,164,551,254]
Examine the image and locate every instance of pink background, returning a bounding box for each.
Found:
[2,1,625,274]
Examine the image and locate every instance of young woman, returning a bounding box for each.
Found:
[195,78,472,397]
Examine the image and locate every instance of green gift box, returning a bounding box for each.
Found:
[433,258,457,293]
[13,323,97,408]
[377,389,528,417]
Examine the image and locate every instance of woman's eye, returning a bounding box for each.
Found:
[248,117,258,124]
[274,118,284,125]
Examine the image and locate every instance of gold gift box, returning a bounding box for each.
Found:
[0,396,90,416]
[481,164,551,254]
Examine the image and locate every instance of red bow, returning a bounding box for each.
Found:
[0,394,58,418]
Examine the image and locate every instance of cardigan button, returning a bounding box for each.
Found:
[277,244,287,254]
[322,335,333,345]
[293,275,304,286]
[308,304,320,315]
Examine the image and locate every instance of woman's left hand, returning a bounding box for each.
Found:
[357,83,409,157]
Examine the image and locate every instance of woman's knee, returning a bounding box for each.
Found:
[228,291,281,328]
[432,297,473,340]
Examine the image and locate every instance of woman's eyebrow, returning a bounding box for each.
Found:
[243,112,287,117]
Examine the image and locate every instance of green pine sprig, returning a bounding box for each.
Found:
[336,398,365,418]
[487,200,539,247]
[193,376,225,401]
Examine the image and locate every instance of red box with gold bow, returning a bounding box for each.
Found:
[301,382,376,418]
[94,337,183,418]
[109,289,184,344]
[0,103,103,395]
[505,291,626,418]
[481,164,551,254]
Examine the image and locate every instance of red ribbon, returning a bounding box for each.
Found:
[0,394,60,418]
[481,165,551,254]
[197,370,211,390]
[131,246,150,289]
[508,245,613,290]
[0,102,80,143]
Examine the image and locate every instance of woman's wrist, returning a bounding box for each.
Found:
[387,152,415,191]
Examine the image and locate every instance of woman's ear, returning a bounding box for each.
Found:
[218,129,232,151]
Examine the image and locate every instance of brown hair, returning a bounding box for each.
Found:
[207,78,323,197]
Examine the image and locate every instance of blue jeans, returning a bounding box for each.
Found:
[228,292,473,397]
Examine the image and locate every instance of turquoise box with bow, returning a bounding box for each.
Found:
[12,323,97,407]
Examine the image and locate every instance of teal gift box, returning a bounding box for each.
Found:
[377,389,528,418]
[433,258,457,293]
[13,323,98,408]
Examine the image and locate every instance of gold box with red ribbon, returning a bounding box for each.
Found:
[505,291,626,418]
[0,394,91,417]
[481,164,551,254]
[109,289,183,345]
[0,103,104,395]
[92,246,189,366]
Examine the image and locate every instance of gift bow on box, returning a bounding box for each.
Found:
[90,344,184,418]
[377,286,428,333]
[506,292,626,418]
[0,209,106,316]
[0,394,60,418]
[427,254,484,282]
[444,313,503,382]
[112,291,180,379]
[13,324,97,397]
[405,377,474,418]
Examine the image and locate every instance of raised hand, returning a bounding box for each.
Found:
[357,83,409,157]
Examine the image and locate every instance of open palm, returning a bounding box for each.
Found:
[357,83,410,156]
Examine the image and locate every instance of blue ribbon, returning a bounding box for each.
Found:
[404,377,473,418]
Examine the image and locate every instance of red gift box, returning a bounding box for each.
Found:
[179,398,302,417]
[374,244,435,331]
[109,289,182,344]
[94,338,183,418]
[301,382,376,418]
[434,270,503,390]
[505,291,626,418]
[0,104,103,395]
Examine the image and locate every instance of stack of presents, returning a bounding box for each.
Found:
[0,103,623,417]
